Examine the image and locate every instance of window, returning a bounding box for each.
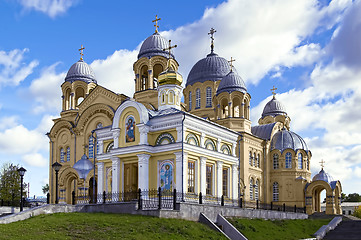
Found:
[307,158,310,170]
[285,152,292,169]
[205,139,216,151]
[222,168,228,197]
[206,165,213,195]
[96,140,100,154]
[206,87,212,107]
[196,88,201,108]
[249,152,252,166]
[106,142,114,153]
[255,180,259,200]
[60,148,64,162]
[89,136,94,159]
[273,154,279,169]
[250,178,254,200]
[253,153,256,167]
[96,123,103,129]
[188,161,195,193]
[66,147,70,162]
[298,153,303,169]
[189,91,192,111]
[273,182,279,201]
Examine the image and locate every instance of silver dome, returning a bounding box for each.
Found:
[216,71,247,95]
[138,32,171,59]
[186,52,230,87]
[270,128,308,153]
[262,96,287,118]
[65,60,96,84]
[312,169,334,183]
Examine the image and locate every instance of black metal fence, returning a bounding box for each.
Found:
[0,198,31,208]
[73,188,306,214]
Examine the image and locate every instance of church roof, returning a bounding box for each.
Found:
[138,32,172,59]
[262,96,287,118]
[251,123,277,140]
[65,60,97,84]
[312,168,334,183]
[186,52,230,86]
[270,128,308,153]
[216,71,247,95]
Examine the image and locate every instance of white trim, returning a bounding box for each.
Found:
[112,100,149,130]
[184,143,238,163]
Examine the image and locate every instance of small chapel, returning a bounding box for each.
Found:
[48,17,342,215]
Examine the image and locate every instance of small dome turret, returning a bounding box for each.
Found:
[312,168,334,183]
[270,128,308,153]
[262,96,287,118]
[65,60,96,84]
[216,71,247,95]
[138,32,171,59]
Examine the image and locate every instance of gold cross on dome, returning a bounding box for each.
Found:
[152,15,161,33]
[163,39,177,59]
[228,57,235,71]
[79,45,85,61]
[208,28,217,52]
[319,159,325,169]
[271,86,277,97]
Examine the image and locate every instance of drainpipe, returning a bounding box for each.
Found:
[263,143,266,204]
[181,112,186,199]
[238,134,243,199]
[70,127,77,193]
[46,133,53,203]
[92,129,96,204]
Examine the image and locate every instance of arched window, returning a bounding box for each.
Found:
[257,154,260,168]
[307,158,310,170]
[298,153,303,169]
[96,123,103,129]
[221,145,230,155]
[273,154,279,169]
[253,153,256,166]
[250,178,254,200]
[156,133,175,145]
[285,152,292,169]
[206,87,212,107]
[89,136,94,159]
[66,147,70,162]
[196,88,201,108]
[255,180,259,200]
[249,152,252,166]
[106,142,114,153]
[205,139,216,151]
[189,91,192,111]
[186,133,199,146]
[60,148,64,162]
[273,182,279,201]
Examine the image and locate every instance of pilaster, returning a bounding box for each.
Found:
[111,157,120,197]
[217,161,223,198]
[232,164,239,199]
[137,154,150,190]
[200,156,207,194]
[96,162,104,203]
[137,124,150,145]
[175,151,187,192]
[112,128,120,148]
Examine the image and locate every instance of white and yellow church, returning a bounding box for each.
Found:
[48,18,342,215]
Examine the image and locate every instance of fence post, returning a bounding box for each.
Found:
[103,191,106,204]
[221,195,224,206]
[173,189,177,210]
[257,200,259,209]
[46,193,50,204]
[271,201,273,210]
[304,206,306,213]
[138,188,142,210]
[199,192,202,205]
[158,187,162,210]
[283,203,286,212]
[240,198,243,208]
[294,205,297,213]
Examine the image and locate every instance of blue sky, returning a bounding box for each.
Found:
[0,0,361,197]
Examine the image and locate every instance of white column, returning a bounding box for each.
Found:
[232,164,239,199]
[98,140,104,154]
[111,157,120,198]
[217,138,222,152]
[137,124,149,145]
[97,162,104,203]
[217,161,223,198]
[137,154,150,190]
[112,128,120,148]
[200,133,205,148]
[232,142,236,156]
[200,156,207,195]
[175,151,187,193]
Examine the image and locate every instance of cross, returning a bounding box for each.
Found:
[228,57,235,71]
[79,45,85,61]
[208,28,217,52]
[152,15,161,33]
[163,39,177,61]
[271,86,277,97]
[319,160,325,169]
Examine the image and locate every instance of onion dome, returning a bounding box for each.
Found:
[262,96,287,118]
[270,128,308,153]
[138,32,171,59]
[158,66,183,86]
[312,169,334,183]
[65,60,97,84]
[216,71,247,95]
[186,52,230,86]
[73,154,93,179]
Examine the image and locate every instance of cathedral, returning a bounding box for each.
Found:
[48,18,342,215]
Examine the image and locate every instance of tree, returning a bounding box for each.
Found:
[344,193,361,202]
[0,163,27,206]
[42,184,49,195]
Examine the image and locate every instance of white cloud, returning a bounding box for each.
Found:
[18,0,77,18]
[22,153,47,167]
[0,49,38,87]
[0,116,19,130]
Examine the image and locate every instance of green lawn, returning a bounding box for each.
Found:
[0,212,227,240]
[227,217,331,240]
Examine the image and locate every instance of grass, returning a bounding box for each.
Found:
[227,217,331,240]
[0,212,227,240]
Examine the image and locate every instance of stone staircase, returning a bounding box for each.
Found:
[324,217,361,240]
